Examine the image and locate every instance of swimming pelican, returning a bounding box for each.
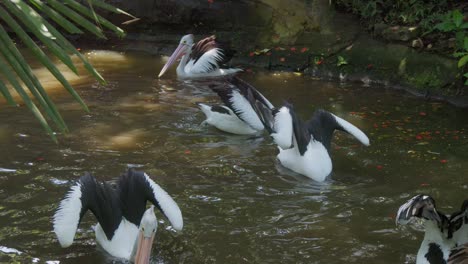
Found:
[197,76,274,135]
[53,169,183,263]
[258,102,370,181]
[158,34,242,79]
[396,194,468,264]
[202,77,369,180]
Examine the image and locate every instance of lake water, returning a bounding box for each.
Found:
[0,50,467,263]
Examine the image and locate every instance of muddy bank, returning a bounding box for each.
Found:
[86,0,465,106]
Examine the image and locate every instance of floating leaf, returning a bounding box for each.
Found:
[337,56,348,67]
[416,142,429,145]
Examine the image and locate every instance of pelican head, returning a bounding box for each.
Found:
[132,206,158,264]
[158,34,194,78]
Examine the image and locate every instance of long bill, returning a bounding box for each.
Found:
[158,44,188,78]
[133,231,156,264]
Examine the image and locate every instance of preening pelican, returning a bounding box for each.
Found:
[158,34,242,79]
[202,77,370,181]
[197,77,274,135]
[248,99,369,181]
[396,194,468,264]
[53,169,183,263]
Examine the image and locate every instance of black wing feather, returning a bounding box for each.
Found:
[449,199,468,239]
[228,77,274,109]
[118,169,165,226]
[305,109,340,151]
[285,102,311,156]
[209,82,243,119]
[210,76,274,128]
[79,173,122,240]
[190,35,236,68]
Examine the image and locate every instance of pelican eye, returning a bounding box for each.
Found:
[141,227,145,232]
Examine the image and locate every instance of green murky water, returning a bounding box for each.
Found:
[0,50,467,263]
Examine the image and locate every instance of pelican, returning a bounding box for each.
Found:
[257,102,370,181]
[53,169,183,263]
[197,76,274,135]
[396,194,468,264]
[204,77,370,181]
[158,34,242,79]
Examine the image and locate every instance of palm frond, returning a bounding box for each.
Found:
[0,0,134,142]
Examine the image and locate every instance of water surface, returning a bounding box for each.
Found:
[0,50,467,263]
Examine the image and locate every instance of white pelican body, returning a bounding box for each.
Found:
[53,169,183,263]
[94,219,139,259]
[159,34,241,79]
[276,139,332,182]
[197,103,258,135]
[197,76,274,135]
[396,195,468,264]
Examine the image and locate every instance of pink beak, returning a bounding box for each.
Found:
[158,44,188,78]
[133,231,156,264]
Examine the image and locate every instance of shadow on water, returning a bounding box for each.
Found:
[0,50,467,263]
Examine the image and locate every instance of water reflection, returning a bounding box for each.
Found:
[0,50,467,263]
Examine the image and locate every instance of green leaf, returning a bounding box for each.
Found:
[28,0,83,34]
[8,0,54,39]
[337,55,348,67]
[0,80,17,106]
[452,10,463,28]
[46,0,107,39]
[0,0,129,141]
[458,55,468,68]
[465,37,468,51]
[1,3,78,74]
[62,0,125,38]
[0,7,89,113]
[40,19,107,85]
[454,52,468,58]
[435,21,454,32]
[0,25,68,132]
[0,59,57,142]
[88,0,136,18]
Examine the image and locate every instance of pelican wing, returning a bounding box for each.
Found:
[449,199,468,244]
[186,36,235,74]
[53,173,122,247]
[119,169,183,231]
[331,113,370,146]
[396,194,448,228]
[305,109,369,151]
[287,103,311,155]
[449,243,468,264]
[143,173,183,230]
[269,106,295,150]
[228,77,274,109]
[210,82,265,131]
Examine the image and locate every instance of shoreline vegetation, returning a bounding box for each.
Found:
[75,0,467,107]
